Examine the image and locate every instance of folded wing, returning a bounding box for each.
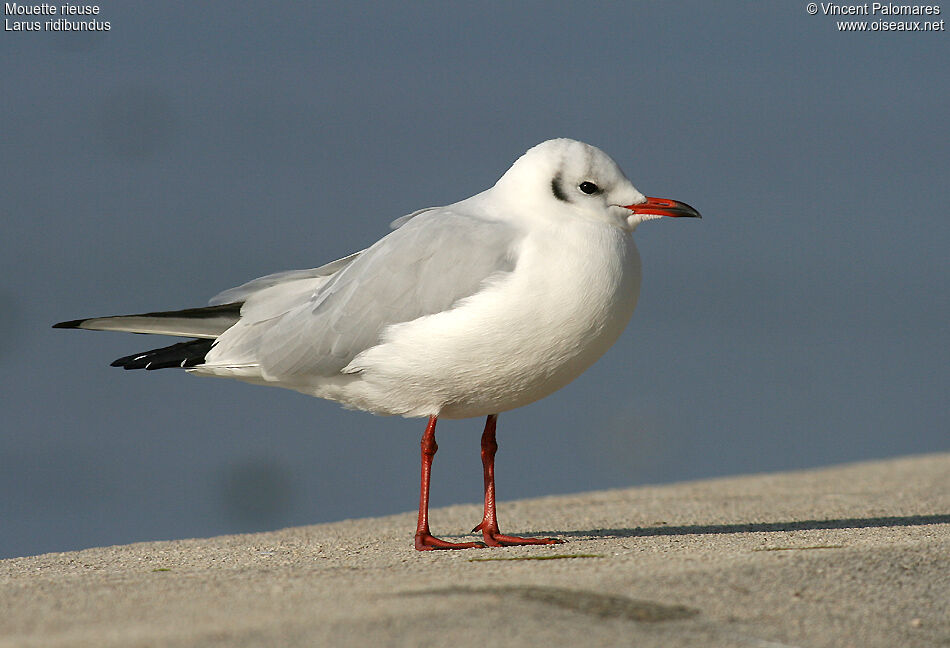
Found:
[204,208,523,380]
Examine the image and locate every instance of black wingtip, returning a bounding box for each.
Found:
[52,319,86,329]
[110,339,214,371]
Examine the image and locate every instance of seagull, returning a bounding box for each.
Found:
[54,138,700,550]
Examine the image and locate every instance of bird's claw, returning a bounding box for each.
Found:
[415,533,486,551]
[481,533,563,547]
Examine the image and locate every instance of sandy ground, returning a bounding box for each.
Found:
[1,453,948,647]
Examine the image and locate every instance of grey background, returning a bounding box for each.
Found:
[1,1,946,559]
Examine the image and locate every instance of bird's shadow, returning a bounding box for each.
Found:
[547,513,950,539]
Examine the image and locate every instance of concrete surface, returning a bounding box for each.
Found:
[1,453,948,647]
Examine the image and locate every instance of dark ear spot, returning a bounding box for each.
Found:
[551,174,568,202]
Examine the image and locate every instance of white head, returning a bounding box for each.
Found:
[492,138,700,232]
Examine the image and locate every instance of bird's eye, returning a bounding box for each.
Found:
[578,181,599,195]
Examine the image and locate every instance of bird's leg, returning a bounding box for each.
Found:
[472,414,562,547]
[414,416,485,550]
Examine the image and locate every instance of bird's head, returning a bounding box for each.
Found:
[494,138,700,231]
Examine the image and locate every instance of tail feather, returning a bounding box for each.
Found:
[110,339,215,370]
[53,303,242,339]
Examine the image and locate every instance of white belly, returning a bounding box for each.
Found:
[332,222,642,418]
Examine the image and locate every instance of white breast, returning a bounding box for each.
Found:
[331,220,642,418]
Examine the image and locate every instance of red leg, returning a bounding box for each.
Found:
[472,414,562,547]
[415,416,485,551]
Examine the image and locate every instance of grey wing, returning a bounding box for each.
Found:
[205,204,431,307]
[208,251,362,306]
[388,206,438,230]
[206,208,522,378]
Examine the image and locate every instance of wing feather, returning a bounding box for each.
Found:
[208,251,362,306]
[204,208,522,379]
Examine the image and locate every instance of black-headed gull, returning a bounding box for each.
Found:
[55,138,700,550]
